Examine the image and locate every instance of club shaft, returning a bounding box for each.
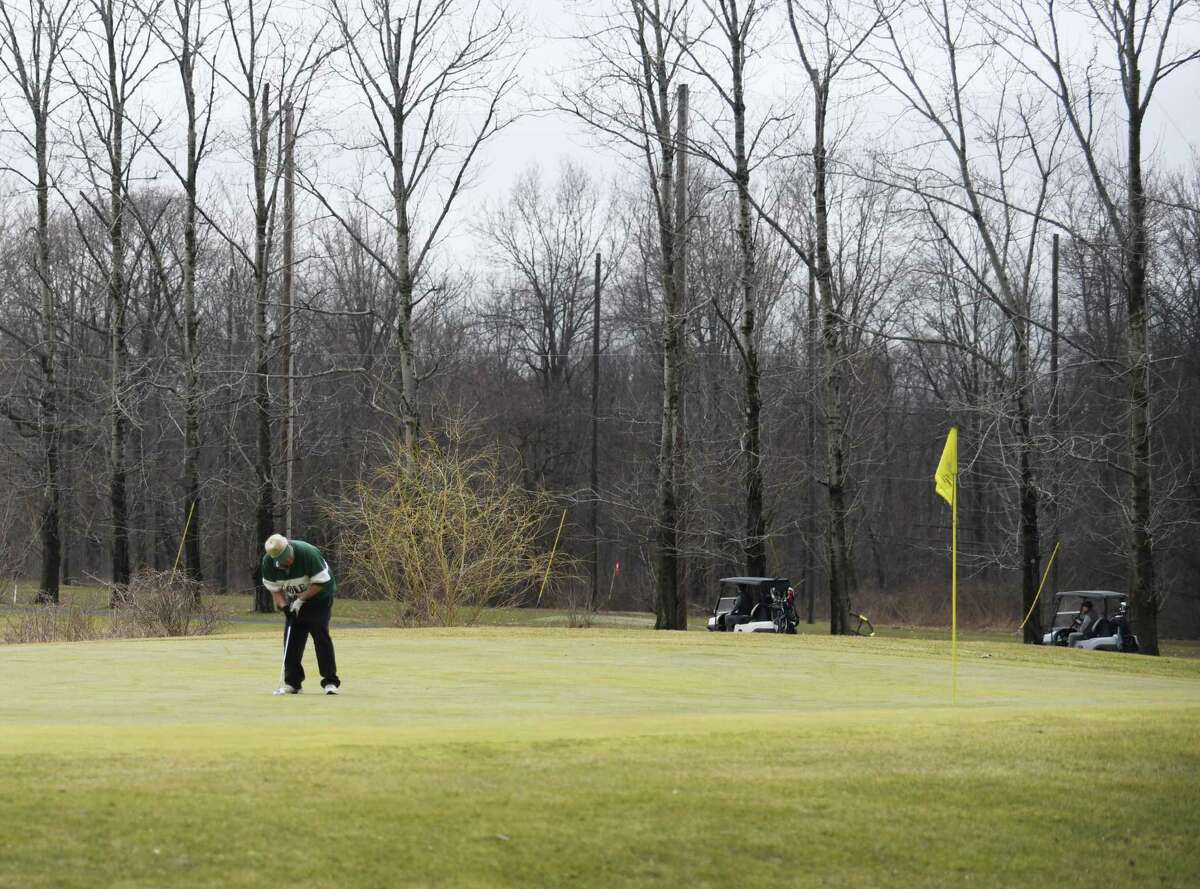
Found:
[280,620,292,686]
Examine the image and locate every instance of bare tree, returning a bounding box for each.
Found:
[0,0,77,601]
[870,0,1065,641]
[781,0,890,631]
[477,160,619,492]
[139,0,219,581]
[671,0,772,577]
[480,161,615,395]
[988,0,1200,654]
[320,0,520,447]
[729,0,890,631]
[68,0,162,594]
[562,0,692,629]
[219,0,327,610]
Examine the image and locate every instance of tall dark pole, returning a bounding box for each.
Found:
[223,265,236,593]
[282,102,296,537]
[806,265,818,623]
[1049,233,1060,609]
[590,251,601,611]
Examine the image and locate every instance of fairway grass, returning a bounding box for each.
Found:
[3,629,1198,888]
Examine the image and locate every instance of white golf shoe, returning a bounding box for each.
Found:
[273,684,301,695]
[323,684,339,695]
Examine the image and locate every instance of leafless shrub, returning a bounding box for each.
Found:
[853,581,1018,631]
[545,577,593,628]
[109,569,222,638]
[3,605,100,644]
[331,428,574,627]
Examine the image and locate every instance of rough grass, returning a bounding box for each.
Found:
[2,627,1198,888]
[2,603,100,643]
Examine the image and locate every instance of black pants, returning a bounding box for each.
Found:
[283,599,339,690]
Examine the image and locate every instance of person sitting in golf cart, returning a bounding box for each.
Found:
[1065,599,1096,648]
[733,583,756,619]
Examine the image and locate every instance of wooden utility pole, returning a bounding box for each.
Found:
[590,251,601,611]
[253,81,276,613]
[1049,233,1060,612]
[282,102,296,537]
[223,265,236,592]
[806,266,818,623]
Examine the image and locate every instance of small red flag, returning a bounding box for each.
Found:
[614,560,621,577]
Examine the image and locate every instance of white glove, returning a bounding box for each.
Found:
[288,597,304,615]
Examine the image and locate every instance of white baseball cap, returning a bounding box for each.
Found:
[264,534,290,565]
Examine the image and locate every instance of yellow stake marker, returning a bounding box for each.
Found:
[537,508,568,606]
[1020,541,1061,631]
[171,501,197,583]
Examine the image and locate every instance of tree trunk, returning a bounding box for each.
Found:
[654,82,684,630]
[811,85,853,633]
[182,46,202,583]
[392,101,420,449]
[108,88,130,595]
[35,107,61,604]
[1124,80,1157,654]
[728,16,765,579]
[671,82,689,631]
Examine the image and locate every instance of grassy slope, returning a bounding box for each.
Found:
[2,627,1199,889]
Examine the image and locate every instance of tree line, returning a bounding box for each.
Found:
[0,0,1196,652]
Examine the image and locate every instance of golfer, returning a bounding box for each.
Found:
[262,534,341,695]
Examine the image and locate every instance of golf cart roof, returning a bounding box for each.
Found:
[1056,590,1127,600]
[719,576,787,586]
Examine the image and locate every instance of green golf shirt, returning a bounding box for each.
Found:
[261,540,336,605]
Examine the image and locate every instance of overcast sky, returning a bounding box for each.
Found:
[0,0,1195,270]
[420,0,1200,262]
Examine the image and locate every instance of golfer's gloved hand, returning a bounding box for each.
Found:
[288,597,304,616]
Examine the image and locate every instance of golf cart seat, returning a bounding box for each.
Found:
[1076,633,1120,652]
[1068,616,1112,647]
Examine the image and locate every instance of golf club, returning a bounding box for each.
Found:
[276,619,292,693]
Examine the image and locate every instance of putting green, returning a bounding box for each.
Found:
[3,628,1198,888]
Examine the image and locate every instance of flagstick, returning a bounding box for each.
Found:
[951,466,958,705]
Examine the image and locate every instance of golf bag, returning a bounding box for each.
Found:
[1113,610,1139,653]
[770,588,800,635]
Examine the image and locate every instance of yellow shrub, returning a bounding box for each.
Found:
[331,428,571,626]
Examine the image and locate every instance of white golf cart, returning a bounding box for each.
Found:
[706,577,799,634]
[1042,590,1139,653]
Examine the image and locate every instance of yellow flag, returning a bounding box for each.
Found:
[934,427,957,506]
